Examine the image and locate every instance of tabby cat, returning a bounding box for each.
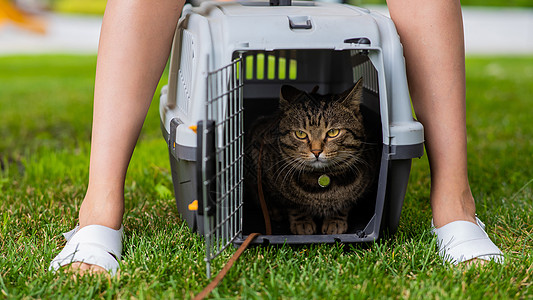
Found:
[246,78,379,235]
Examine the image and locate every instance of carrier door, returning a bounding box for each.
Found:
[199,56,244,277]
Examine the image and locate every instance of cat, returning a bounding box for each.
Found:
[246,78,379,235]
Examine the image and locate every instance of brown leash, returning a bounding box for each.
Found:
[193,232,260,300]
[192,182,269,300]
[257,140,272,235]
[193,141,273,299]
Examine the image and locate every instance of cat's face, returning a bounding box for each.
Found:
[277,79,366,171]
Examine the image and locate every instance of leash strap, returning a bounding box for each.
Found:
[193,233,260,300]
[194,140,271,299]
[257,141,272,235]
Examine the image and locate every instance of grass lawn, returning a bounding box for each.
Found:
[0,55,532,298]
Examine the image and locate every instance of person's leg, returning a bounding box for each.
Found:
[385,0,476,228]
[69,0,184,273]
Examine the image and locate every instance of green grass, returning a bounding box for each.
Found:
[1,55,532,298]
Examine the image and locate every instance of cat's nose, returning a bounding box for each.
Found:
[311,149,322,158]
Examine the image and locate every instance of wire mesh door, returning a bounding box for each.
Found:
[200,56,244,277]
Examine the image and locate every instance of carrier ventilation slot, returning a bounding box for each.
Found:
[244,51,298,81]
[177,30,195,115]
[351,53,378,94]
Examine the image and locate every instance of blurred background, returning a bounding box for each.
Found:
[1,0,532,55]
[0,2,531,298]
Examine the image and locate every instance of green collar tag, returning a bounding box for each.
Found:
[318,174,330,188]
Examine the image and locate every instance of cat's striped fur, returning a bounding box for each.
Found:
[247,78,379,235]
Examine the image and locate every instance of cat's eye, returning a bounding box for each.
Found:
[326,129,340,138]
[294,130,308,139]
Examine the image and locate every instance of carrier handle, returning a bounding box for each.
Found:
[288,17,312,30]
[270,0,291,6]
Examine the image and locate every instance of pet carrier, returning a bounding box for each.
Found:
[160,0,424,274]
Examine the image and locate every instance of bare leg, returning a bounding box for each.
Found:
[70,0,184,273]
[386,0,476,228]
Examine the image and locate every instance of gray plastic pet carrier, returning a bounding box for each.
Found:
[160,0,424,274]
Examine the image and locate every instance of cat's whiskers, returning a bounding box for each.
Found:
[271,156,304,185]
[329,151,369,174]
[266,155,291,173]
[294,159,308,182]
[348,156,372,174]
[279,159,306,188]
[272,160,295,184]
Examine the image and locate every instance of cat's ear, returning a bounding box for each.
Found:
[280,85,303,109]
[340,77,364,110]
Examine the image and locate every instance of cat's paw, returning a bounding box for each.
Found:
[290,219,316,235]
[321,218,348,235]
